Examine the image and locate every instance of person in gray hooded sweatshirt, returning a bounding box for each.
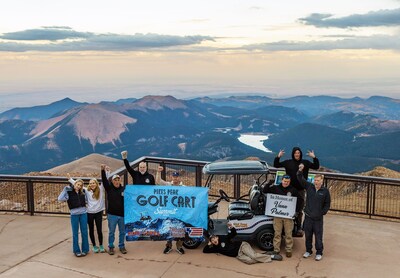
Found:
[273,147,320,236]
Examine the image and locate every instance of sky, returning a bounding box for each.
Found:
[1,0,400,112]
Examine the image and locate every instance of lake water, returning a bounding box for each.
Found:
[237,134,272,153]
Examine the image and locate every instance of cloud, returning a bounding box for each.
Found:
[244,34,400,51]
[299,8,400,28]
[0,26,92,41]
[0,27,215,52]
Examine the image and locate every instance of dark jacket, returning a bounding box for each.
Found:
[273,147,319,190]
[296,171,331,220]
[102,169,125,217]
[123,159,155,185]
[66,188,86,210]
[203,228,241,257]
[263,183,301,212]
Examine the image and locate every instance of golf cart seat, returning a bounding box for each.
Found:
[228,186,262,220]
[229,183,260,211]
[228,184,258,211]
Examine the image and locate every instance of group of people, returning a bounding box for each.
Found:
[264,147,331,261]
[58,147,331,264]
[203,147,331,264]
[58,150,184,257]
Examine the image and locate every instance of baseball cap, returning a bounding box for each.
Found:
[172,171,180,177]
[112,174,121,180]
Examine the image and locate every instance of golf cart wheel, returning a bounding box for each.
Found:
[256,229,274,251]
[183,238,202,249]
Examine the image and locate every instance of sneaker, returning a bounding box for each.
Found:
[99,245,105,253]
[108,247,115,255]
[81,252,87,257]
[286,251,292,258]
[119,247,127,254]
[303,251,312,258]
[176,248,185,255]
[163,246,172,254]
[315,254,323,261]
[271,254,283,261]
[93,246,99,253]
[74,253,82,257]
[265,251,277,255]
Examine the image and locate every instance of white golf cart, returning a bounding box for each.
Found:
[183,160,274,251]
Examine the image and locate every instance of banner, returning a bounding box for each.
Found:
[124,185,208,241]
[265,193,297,219]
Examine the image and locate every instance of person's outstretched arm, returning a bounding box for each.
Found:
[155,165,168,185]
[101,164,111,191]
[306,150,320,169]
[296,164,311,190]
[121,150,137,180]
[273,149,285,168]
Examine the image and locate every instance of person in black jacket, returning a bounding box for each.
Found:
[101,164,127,255]
[264,175,300,258]
[297,163,331,261]
[203,225,282,264]
[274,147,320,235]
[121,150,155,185]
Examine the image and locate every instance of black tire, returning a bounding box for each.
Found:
[256,229,274,251]
[183,238,202,249]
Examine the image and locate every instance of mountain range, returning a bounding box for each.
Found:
[0,95,399,174]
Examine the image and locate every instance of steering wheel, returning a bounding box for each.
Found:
[219,189,230,202]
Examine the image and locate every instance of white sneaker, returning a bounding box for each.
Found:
[315,254,322,261]
[303,252,312,258]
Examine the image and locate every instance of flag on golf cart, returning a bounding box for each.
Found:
[124,185,208,241]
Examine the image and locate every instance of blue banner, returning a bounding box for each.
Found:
[124,185,208,241]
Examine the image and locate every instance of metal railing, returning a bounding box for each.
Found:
[0,156,399,220]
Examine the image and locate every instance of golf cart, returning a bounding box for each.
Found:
[183,160,274,251]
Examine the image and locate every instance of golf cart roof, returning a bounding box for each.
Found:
[203,160,269,175]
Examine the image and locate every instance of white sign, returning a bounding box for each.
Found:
[265,193,297,219]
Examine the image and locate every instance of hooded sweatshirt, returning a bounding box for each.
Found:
[273,147,319,191]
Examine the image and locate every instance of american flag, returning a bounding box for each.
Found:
[186,227,203,237]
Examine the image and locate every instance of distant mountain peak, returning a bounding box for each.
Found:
[130,95,188,111]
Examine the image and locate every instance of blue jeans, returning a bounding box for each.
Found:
[70,213,89,254]
[107,214,125,249]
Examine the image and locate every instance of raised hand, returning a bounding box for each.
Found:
[121,150,128,160]
[101,164,106,171]
[278,149,285,158]
[307,150,316,158]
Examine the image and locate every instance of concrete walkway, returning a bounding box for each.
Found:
[0,213,399,278]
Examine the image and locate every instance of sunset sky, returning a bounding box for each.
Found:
[1,0,400,111]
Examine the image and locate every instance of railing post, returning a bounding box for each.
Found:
[195,165,202,187]
[160,162,166,181]
[234,174,240,200]
[26,180,34,216]
[371,182,376,219]
[366,182,369,218]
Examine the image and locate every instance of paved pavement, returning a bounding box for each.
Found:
[0,212,399,278]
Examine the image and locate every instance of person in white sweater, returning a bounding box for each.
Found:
[68,173,106,253]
